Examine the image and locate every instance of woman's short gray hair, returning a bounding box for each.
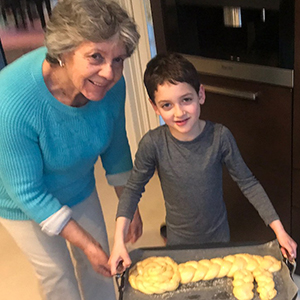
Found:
[45,0,140,63]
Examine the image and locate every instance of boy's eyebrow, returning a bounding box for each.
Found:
[180,92,194,97]
[156,99,170,104]
[156,92,194,103]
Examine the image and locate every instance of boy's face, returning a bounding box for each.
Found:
[150,81,205,141]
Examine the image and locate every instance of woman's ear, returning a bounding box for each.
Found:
[199,85,206,105]
[148,98,161,116]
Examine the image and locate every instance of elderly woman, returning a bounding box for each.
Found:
[0,0,141,299]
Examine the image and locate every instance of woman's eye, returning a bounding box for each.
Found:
[90,53,104,62]
[113,57,124,64]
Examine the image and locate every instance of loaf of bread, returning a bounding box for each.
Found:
[232,269,254,300]
[128,256,181,294]
[128,253,281,300]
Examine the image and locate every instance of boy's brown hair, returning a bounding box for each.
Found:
[143,53,201,104]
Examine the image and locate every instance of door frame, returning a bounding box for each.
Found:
[118,0,159,156]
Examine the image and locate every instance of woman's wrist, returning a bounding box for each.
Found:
[60,218,98,252]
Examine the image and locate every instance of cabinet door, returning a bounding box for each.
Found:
[200,74,292,242]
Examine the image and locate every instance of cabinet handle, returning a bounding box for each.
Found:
[204,85,258,101]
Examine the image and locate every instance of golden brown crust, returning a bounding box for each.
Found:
[128,253,281,299]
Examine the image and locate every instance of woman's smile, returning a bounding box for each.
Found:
[88,79,106,87]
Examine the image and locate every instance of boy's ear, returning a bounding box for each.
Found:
[148,98,161,116]
[199,84,206,105]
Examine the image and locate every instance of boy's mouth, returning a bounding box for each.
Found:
[175,118,189,126]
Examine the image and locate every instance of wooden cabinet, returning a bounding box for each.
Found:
[200,74,293,242]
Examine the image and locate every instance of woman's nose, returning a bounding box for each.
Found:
[99,63,114,81]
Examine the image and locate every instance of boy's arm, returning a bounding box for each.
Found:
[269,219,297,260]
[114,186,143,243]
[221,126,297,258]
[109,216,132,275]
[115,132,156,222]
[110,132,157,274]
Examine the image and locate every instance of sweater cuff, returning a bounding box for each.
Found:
[106,170,131,186]
[40,206,72,236]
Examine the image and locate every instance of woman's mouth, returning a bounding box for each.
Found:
[88,79,105,87]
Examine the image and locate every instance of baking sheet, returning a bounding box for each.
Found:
[122,240,298,300]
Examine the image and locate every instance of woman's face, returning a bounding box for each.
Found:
[62,36,128,101]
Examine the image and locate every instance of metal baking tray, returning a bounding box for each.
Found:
[118,240,298,300]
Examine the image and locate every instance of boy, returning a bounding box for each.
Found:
[109,53,296,275]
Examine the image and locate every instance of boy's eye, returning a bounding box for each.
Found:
[161,103,171,109]
[183,97,192,102]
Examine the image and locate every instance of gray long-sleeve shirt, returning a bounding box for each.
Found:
[117,121,279,245]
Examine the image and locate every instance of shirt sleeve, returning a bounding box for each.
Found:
[116,132,156,220]
[0,107,62,223]
[220,125,279,225]
[40,205,72,236]
[100,76,133,186]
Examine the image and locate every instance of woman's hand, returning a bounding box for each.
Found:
[269,219,297,261]
[125,208,143,243]
[83,241,111,277]
[60,218,112,277]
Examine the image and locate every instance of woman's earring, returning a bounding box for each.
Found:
[58,58,64,67]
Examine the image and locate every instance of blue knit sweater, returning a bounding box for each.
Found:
[0,47,132,223]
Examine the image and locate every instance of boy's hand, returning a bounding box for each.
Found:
[269,220,297,261]
[125,208,143,243]
[277,231,297,261]
[109,243,132,275]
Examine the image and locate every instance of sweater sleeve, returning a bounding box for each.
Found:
[116,132,156,220]
[220,125,279,225]
[0,106,63,224]
[100,76,133,186]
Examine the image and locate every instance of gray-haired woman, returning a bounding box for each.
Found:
[0,0,142,299]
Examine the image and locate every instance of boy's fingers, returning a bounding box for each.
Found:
[281,246,295,262]
[116,260,125,273]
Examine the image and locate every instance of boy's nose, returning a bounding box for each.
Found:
[174,105,185,117]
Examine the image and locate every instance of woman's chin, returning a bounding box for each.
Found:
[84,91,107,102]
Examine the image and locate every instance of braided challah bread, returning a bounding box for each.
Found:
[232,269,254,300]
[128,253,282,300]
[128,256,180,294]
[253,267,277,300]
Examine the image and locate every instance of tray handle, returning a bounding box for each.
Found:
[115,271,126,300]
[283,257,297,278]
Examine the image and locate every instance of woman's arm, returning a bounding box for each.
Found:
[60,218,112,276]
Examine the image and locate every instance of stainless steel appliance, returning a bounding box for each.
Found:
[150,0,294,87]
